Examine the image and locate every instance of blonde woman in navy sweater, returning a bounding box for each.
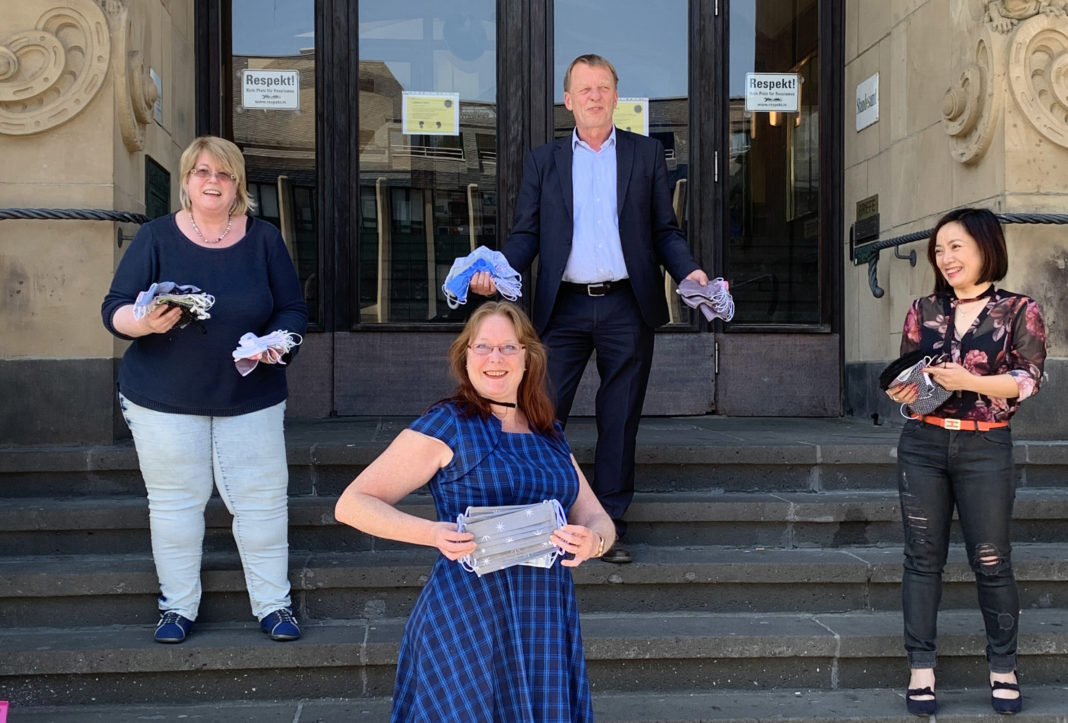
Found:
[102,136,307,644]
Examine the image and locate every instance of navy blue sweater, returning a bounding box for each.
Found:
[102,213,308,416]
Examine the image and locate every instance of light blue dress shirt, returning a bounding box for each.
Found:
[563,127,629,284]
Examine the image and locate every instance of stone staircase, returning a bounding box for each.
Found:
[2,416,1068,721]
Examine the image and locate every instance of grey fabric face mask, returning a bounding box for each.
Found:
[896,355,953,417]
[456,499,567,577]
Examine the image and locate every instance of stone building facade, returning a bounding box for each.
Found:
[0,0,1063,445]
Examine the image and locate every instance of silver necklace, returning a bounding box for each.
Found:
[189,211,233,244]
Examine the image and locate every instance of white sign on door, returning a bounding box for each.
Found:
[745,73,800,112]
[242,70,301,110]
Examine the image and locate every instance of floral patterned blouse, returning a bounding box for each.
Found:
[900,287,1047,423]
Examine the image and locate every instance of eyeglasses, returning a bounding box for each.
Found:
[468,343,523,356]
[189,167,236,183]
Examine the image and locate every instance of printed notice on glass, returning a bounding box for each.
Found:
[402,91,460,135]
[613,97,648,136]
[242,70,300,110]
[744,73,800,112]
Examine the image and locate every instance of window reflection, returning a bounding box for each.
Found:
[727,0,820,326]
[358,0,497,323]
[554,0,691,323]
[230,0,319,325]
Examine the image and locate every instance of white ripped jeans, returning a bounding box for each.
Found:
[119,393,292,621]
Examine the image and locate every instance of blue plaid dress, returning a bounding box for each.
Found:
[393,402,594,723]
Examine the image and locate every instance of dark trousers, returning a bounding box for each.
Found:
[897,420,1019,673]
[542,284,654,538]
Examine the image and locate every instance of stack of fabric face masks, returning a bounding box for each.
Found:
[133,281,215,330]
[441,246,522,309]
[231,330,304,377]
[456,499,567,577]
[676,277,735,322]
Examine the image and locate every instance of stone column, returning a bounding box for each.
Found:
[0,0,195,445]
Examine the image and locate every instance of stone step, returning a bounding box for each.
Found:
[4,488,1068,557]
[7,687,1068,722]
[3,543,1067,625]
[3,418,1066,498]
[1,610,1066,707]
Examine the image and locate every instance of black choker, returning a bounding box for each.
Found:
[481,397,517,408]
[952,285,995,304]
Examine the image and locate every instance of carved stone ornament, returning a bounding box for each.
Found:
[111,0,157,151]
[942,31,1008,164]
[0,0,110,136]
[985,0,1066,34]
[1008,12,1068,147]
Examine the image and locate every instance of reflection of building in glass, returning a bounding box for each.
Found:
[232,51,319,323]
[234,53,693,325]
[358,61,498,323]
[725,0,821,326]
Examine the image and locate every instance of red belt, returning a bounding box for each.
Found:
[914,415,1009,432]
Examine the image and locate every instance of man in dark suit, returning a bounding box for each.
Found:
[472,54,708,563]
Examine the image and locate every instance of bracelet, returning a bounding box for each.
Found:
[594,532,605,558]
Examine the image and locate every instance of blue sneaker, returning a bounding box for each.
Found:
[154,611,193,643]
[260,608,301,641]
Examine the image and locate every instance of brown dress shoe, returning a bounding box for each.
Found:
[601,545,632,564]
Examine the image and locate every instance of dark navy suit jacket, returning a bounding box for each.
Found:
[502,128,700,334]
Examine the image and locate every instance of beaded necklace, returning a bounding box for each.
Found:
[189,211,233,244]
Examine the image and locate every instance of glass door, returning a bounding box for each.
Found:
[725,0,823,328]
[357,0,497,324]
[555,0,693,325]
[713,0,844,416]
[229,0,320,326]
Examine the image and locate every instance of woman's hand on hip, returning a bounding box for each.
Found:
[433,522,476,561]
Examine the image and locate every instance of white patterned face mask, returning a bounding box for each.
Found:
[456,500,567,577]
[231,330,303,376]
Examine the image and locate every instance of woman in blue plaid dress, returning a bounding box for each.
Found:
[336,302,616,722]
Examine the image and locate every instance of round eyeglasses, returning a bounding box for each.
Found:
[468,343,524,356]
[189,167,236,183]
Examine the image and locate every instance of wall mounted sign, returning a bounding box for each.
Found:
[745,73,800,112]
[150,68,163,125]
[856,73,879,131]
[242,70,300,110]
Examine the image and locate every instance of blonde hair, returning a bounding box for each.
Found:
[446,302,558,436]
[563,54,619,92]
[178,136,255,216]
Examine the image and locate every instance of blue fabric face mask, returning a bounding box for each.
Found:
[442,246,522,309]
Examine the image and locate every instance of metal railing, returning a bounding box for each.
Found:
[851,212,1068,298]
[0,208,151,247]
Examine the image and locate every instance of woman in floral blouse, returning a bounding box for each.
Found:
[885,208,1046,716]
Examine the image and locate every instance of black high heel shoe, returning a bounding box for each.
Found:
[991,673,1022,715]
[906,686,937,716]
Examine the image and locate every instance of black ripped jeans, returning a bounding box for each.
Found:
[897,420,1019,674]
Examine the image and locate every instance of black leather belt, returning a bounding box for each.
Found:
[560,279,629,297]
